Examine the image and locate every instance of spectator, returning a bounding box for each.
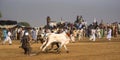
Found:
[31,28,37,42]
[107,27,112,40]
[21,31,32,55]
[2,29,12,45]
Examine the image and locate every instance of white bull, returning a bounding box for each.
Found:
[40,31,73,53]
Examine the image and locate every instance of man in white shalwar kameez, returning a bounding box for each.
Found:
[89,29,96,41]
[2,30,12,45]
[96,27,101,38]
[107,28,112,40]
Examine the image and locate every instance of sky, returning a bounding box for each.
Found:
[0,0,120,27]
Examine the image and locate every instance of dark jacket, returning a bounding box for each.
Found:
[21,35,30,48]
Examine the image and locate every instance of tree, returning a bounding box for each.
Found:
[18,22,30,27]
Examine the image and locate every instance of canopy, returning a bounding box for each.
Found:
[0,20,17,28]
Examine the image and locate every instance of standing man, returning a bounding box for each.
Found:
[2,28,7,41]
[107,27,112,40]
[89,29,96,41]
[31,28,37,42]
[21,31,32,55]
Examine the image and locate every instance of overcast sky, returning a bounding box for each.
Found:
[0,0,120,27]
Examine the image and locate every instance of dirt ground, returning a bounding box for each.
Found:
[0,36,120,60]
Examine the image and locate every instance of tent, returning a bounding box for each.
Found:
[0,20,17,28]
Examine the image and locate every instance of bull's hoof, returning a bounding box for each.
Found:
[45,49,49,52]
[19,46,22,48]
[56,51,61,54]
[56,49,61,54]
[66,51,69,53]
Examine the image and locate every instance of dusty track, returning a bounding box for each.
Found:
[0,36,120,60]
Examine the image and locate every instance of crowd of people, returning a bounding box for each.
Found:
[0,16,120,55]
[0,16,120,44]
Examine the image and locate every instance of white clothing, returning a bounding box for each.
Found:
[90,29,96,41]
[96,28,101,38]
[3,31,12,44]
[107,29,112,40]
